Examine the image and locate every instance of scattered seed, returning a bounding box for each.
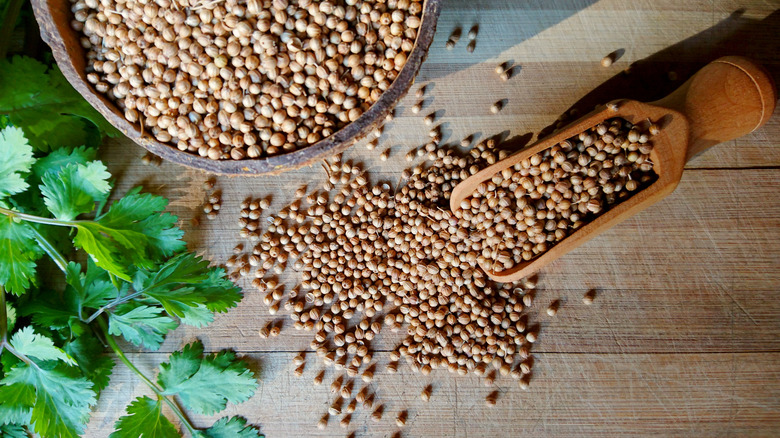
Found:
[466,40,476,53]
[411,101,423,114]
[485,390,498,406]
[314,370,325,385]
[380,148,391,161]
[340,414,351,428]
[546,300,559,316]
[490,101,503,114]
[317,414,329,430]
[371,405,383,421]
[395,410,407,427]
[583,289,596,305]
[420,385,432,402]
[468,24,479,40]
[601,54,614,67]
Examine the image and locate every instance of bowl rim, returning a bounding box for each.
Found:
[32,0,442,175]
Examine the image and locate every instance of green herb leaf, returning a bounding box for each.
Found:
[73,189,185,281]
[0,56,118,151]
[2,363,96,438]
[8,326,76,366]
[158,341,258,415]
[63,336,115,394]
[0,216,42,295]
[40,162,111,221]
[198,416,264,438]
[0,383,34,426]
[31,145,98,179]
[65,260,117,310]
[0,424,29,438]
[138,253,242,327]
[0,125,34,200]
[107,303,178,350]
[109,396,179,438]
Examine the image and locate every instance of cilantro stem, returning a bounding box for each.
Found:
[28,225,69,274]
[0,206,78,228]
[0,285,7,346]
[98,317,200,437]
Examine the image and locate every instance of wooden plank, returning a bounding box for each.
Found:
[84,351,780,437]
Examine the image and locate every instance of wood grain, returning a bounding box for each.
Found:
[86,352,780,437]
[87,0,780,436]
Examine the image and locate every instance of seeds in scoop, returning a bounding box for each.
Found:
[455,117,657,270]
[583,289,596,305]
[396,410,407,427]
[546,300,559,316]
[420,385,432,402]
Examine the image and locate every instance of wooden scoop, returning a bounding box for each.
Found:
[450,56,777,282]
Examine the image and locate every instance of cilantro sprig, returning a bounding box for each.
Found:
[0,55,261,437]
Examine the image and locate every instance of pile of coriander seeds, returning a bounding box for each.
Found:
[224,139,543,431]
[70,0,423,160]
[454,117,658,272]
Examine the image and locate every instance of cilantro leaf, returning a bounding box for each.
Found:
[32,145,97,179]
[108,303,178,350]
[0,383,34,426]
[158,341,258,415]
[41,162,111,220]
[138,254,242,327]
[109,396,179,438]
[73,189,185,281]
[8,326,76,366]
[0,126,34,200]
[198,416,264,438]
[0,216,42,295]
[0,424,29,438]
[0,56,118,151]
[63,336,115,394]
[2,363,96,438]
[65,260,116,310]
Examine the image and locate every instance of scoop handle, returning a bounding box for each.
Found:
[652,56,777,162]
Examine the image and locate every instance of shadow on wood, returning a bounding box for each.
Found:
[538,8,780,139]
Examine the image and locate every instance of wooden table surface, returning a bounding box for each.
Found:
[86,0,780,436]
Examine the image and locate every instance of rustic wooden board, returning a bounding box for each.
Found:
[86,352,780,437]
[85,0,780,436]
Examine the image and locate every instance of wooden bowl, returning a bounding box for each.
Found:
[31,0,443,175]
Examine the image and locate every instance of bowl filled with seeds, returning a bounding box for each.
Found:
[32,0,442,175]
